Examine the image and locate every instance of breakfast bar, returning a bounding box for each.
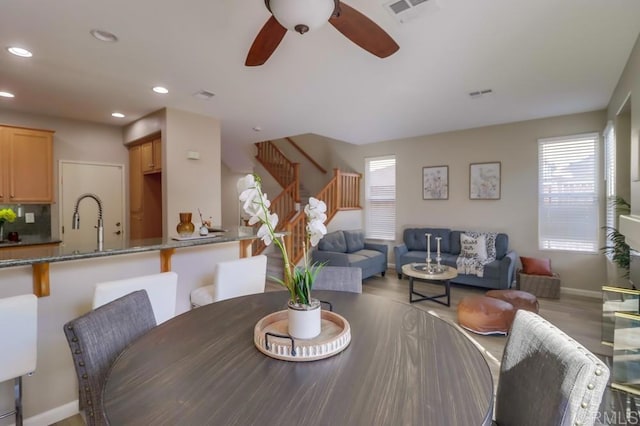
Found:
[0,232,256,297]
[0,231,256,424]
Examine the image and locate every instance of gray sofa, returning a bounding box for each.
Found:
[311,230,387,279]
[394,227,516,290]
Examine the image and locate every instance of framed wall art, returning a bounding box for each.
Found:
[423,165,449,200]
[469,162,501,200]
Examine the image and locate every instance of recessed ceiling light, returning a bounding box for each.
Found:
[152,86,169,94]
[0,91,15,98]
[252,126,262,132]
[7,47,33,58]
[111,112,125,118]
[90,29,119,43]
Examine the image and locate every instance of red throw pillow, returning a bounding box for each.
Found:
[520,256,553,276]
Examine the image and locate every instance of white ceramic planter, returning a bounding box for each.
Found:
[287,298,321,339]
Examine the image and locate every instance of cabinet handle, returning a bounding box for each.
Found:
[114,230,122,235]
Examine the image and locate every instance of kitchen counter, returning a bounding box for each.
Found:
[0,236,62,250]
[0,229,257,297]
[0,232,253,267]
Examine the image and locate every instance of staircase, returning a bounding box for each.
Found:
[252,140,362,268]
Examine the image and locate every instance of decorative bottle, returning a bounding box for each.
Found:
[176,212,195,237]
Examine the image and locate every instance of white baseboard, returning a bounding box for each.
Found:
[561,287,601,299]
[23,400,78,426]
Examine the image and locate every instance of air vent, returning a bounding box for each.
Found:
[469,89,494,99]
[193,90,215,100]
[383,0,439,23]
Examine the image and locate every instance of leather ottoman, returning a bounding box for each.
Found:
[485,289,539,313]
[457,295,516,335]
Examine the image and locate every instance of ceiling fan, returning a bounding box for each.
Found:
[245,0,399,66]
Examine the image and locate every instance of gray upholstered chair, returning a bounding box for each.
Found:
[312,266,362,293]
[63,290,156,426]
[495,310,609,426]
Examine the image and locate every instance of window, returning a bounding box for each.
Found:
[604,121,616,237]
[365,155,396,240]
[538,133,599,252]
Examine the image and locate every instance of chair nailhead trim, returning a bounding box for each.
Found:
[595,369,603,376]
[587,383,594,390]
[581,402,588,408]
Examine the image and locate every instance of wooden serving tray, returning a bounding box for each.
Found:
[254,309,351,362]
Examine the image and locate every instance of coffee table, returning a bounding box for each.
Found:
[402,263,458,306]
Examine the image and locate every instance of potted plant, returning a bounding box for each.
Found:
[0,208,17,242]
[237,173,328,339]
[601,196,631,281]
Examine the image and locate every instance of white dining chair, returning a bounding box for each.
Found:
[190,255,267,307]
[0,294,38,426]
[93,271,178,324]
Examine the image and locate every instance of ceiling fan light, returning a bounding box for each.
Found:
[269,0,335,33]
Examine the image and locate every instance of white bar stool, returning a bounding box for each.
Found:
[0,294,38,426]
[93,272,178,325]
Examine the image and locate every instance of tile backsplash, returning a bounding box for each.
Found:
[0,204,51,238]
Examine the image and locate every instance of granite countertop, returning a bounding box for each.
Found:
[0,236,62,248]
[0,228,256,268]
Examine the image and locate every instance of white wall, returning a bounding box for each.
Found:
[328,110,608,294]
[164,108,221,234]
[608,35,640,208]
[0,109,126,237]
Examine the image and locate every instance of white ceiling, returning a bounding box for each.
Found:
[1,0,639,170]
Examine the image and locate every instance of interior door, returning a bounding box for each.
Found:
[60,161,125,249]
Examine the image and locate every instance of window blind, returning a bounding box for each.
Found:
[365,156,396,240]
[604,122,616,235]
[538,133,599,252]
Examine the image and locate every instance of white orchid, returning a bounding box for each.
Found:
[237,174,327,305]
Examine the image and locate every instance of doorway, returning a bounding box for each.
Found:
[59,161,125,249]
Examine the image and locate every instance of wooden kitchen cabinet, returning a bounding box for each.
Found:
[128,135,162,240]
[141,138,161,173]
[0,125,54,203]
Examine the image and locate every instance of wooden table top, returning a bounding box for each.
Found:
[402,263,459,281]
[103,291,493,426]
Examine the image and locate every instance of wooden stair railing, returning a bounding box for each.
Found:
[285,137,327,174]
[252,142,361,267]
[316,169,361,223]
[255,141,300,200]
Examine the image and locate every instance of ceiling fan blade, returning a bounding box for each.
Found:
[245,16,288,66]
[329,2,399,58]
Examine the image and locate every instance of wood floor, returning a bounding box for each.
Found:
[52,270,638,425]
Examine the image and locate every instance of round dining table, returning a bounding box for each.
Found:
[103,291,494,425]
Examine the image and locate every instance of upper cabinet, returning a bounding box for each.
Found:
[0,125,54,203]
[141,137,161,173]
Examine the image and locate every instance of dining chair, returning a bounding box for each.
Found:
[92,271,177,324]
[190,255,267,307]
[0,294,37,426]
[63,290,156,426]
[311,266,362,293]
[495,310,609,426]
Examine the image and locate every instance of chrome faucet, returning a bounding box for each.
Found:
[72,193,104,251]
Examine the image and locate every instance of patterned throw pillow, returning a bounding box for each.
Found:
[460,233,488,260]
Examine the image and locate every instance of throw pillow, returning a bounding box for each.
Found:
[520,256,553,276]
[460,233,488,260]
